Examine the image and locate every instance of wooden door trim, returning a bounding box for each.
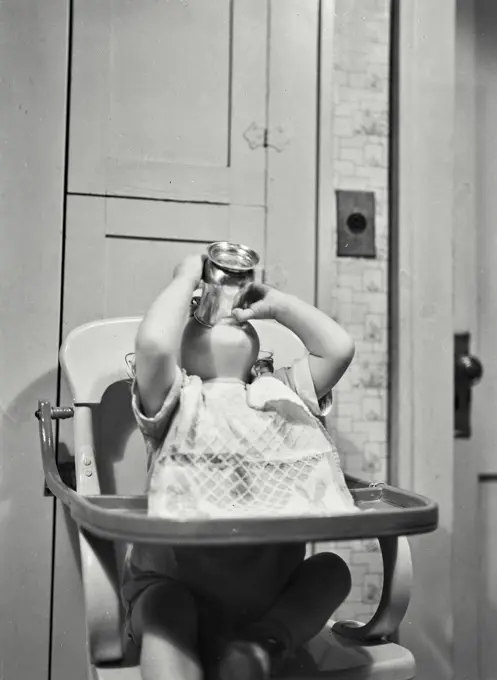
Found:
[452,1,479,677]
[316,0,336,315]
[0,1,69,678]
[389,1,456,679]
[265,0,320,304]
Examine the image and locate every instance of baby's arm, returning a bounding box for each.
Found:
[135,255,205,417]
[233,283,354,399]
[274,293,355,397]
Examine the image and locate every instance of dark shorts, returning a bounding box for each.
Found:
[123,543,307,674]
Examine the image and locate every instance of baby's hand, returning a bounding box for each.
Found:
[232,282,286,323]
[173,254,206,288]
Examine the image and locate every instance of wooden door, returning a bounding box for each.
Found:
[51,2,268,678]
[454,0,497,677]
[51,0,323,675]
[394,1,497,678]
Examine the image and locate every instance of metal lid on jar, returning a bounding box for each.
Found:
[207,241,259,273]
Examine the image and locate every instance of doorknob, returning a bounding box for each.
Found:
[454,333,483,438]
[455,353,483,384]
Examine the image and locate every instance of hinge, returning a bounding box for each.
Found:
[243,123,291,152]
[243,123,266,150]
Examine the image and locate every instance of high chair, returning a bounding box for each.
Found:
[37,317,438,680]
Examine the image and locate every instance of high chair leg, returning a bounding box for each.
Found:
[81,530,124,664]
[333,536,412,641]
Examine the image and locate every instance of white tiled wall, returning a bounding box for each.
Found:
[315,0,391,624]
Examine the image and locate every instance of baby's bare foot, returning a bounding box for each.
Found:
[219,640,271,680]
[219,636,288,680]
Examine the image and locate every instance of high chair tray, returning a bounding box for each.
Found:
[73,483,438,544]
[38,402,438,544]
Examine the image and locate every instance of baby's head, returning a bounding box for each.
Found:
[181,315,261,382]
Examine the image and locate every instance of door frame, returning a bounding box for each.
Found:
[452,0,479,678]
[316,2,458,676]
[389,1,456,679]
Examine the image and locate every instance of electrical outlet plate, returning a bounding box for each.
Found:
[336,190,376,258]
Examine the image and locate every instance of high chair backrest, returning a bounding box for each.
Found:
[61,317,307,404]
[60,317,308,497]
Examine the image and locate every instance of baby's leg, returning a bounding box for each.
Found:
[131,580,202,680]
[256,551,352,649]
[219,552,351,680]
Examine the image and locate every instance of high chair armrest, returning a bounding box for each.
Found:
[333,535,412,641]
[37,400,78,506]
[37,402,124,664]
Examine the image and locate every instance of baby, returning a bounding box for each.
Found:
[121,253,357,680]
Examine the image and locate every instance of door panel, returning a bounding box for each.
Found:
[69,0,268,205]
[453,1,497,678]
[61,195,265,334]
[105,1,231,167]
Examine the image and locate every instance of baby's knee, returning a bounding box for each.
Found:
[306,552,352,595]
[133,580,199,644]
